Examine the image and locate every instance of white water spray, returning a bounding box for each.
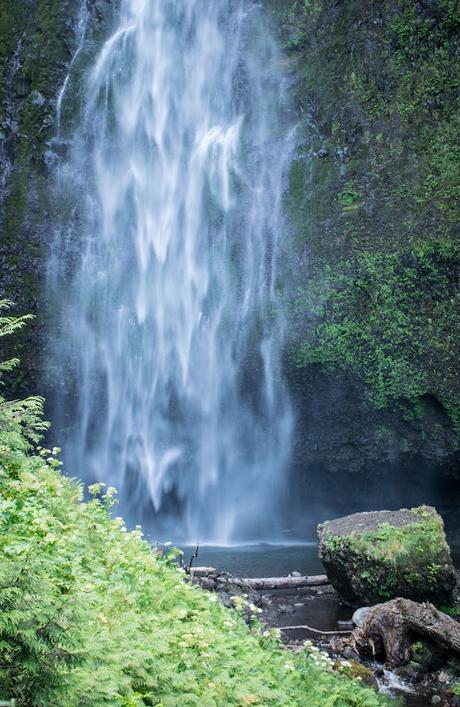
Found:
[55,1,89,134]
[51,0,294,543]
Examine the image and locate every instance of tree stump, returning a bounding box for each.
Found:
[341,598,460,667]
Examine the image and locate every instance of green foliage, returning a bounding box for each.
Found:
[293,241,460,431]
[439,604,460,618]
[330,509,448,568]
[409,641,431,666]
[384,2,460,222]
[0,302,49,447]
[275,0,322,51]
[0,317,390,705]
[338,181,364,211]
[323,507,454,603]
[0,300,33,375]
[276,0,460,445]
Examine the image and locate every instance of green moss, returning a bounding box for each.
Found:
[327,508,446,567]
[0,0,73,244]
[292,240,460,435]
[0,1,102,397]
[275,0,460,451]
[323,506,455,603]
[339,660,377,689]
[338,181,364,211]
[325,509,445,572]
[410,641,433,667]
[0,2,27,103]
[2,172,28,242]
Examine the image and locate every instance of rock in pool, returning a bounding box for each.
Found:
[317,506,456,606]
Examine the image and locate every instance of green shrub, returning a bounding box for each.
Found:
[0,306,391,705]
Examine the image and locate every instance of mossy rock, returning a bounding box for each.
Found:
[339,660,379,690]
[317,506,456,606]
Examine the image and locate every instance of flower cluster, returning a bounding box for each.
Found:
[303,641,334,671]
[37,445,63,469]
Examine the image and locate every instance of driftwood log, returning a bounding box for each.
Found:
[189,568,329,590]
[340,598,460,667]
[241,574,329,590]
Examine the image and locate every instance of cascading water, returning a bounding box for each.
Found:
[50,0,294,543]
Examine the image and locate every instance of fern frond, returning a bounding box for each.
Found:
[0,300,34,339]
[0,358,19,375]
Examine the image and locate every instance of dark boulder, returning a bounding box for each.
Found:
[318,506,456,606]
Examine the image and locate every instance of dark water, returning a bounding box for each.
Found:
[178,542,460,578]
[178,543,323,577]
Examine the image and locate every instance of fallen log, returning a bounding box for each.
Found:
[189,566,217,576]
[242,575,329,590]
[342,598,460,667]
[189,569,329,590]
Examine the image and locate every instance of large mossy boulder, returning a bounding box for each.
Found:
[318,507,456,607]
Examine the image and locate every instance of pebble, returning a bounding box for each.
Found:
[431,696,441,705]
[438,671,451,684]
[30,90,46,106]
[342,647,358,660]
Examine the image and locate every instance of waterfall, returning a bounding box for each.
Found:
[50,0,294,543]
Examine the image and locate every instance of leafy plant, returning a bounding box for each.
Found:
[338,181,364,211]
[0,300,49,447]
[0,309,391,705]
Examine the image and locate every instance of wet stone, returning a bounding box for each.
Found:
[352,606,371,627]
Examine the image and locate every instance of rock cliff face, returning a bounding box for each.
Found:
[0,1,459,518]
[268,0,460,503]
[0,0,114,396]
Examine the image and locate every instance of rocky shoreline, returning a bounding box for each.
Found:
[189,565,460,705]
[185,507,460,706]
